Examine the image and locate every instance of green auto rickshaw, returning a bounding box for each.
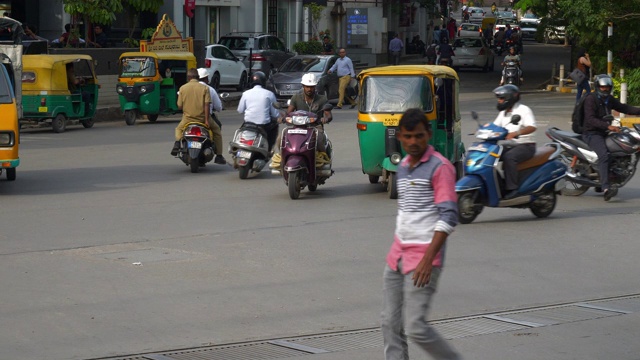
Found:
[21,54,99,133]
[356,65,465,198]
[116,51,197,125]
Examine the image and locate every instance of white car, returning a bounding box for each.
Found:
[458,23,482,37]
[451,36,495,72]
[204,44,248,91]
[467,7,485,23]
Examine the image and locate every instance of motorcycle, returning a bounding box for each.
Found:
[228,122,274,179]
[545,118,640,197]
[175,122,216,173]
[493,41,504,56]
[455,112,567,224]
[503,61,521,86]
[278,109,333,199]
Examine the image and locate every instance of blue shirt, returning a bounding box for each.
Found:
[389,37,404,52]
[329,56,355,78]
[237,85,280,125]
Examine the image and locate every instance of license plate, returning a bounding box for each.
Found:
[383,118,399,126]
[237,150,251,158]
[188,141,202,149]
[288,129,308,134]
[280,90,297,96]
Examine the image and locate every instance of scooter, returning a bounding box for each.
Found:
[278,109,333,199]
[228,123,273,179]
[545,118,640,197]
[455,112,567,224]
[176,122,215,173]
[503,61,521,86]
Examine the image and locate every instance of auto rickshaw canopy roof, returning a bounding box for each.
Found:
[119,51,196,63]
[22,54,96,92]
[357,65,459,81]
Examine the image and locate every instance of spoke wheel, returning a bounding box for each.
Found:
[387,172,398,199]
[51,114,66,133]
[124,110,137,126]
[530,190,557,218]
[458,191,482,224]
[288,171,301,199]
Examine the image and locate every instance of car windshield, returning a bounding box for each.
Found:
[0,64,13,104]
[219,37,249,50]
[119,57,156,77]
[362,76,433,113]
[520,22,538,28]
[279,57,327,73]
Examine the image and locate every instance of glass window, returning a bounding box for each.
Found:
[279,57,327,73]
[362,76,433,113]
[222,47,237,61]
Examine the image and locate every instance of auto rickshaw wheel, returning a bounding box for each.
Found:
[82,118,95,128]
[6,167,16,181]
[387,172,398,199]
[288,171,301,199]
[52,114,66,133]
[147,114,159,122]
[125,110,137,126]
[368,175,379,184]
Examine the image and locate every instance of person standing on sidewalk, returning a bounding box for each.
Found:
[575,48,592,103]
[389,33,404,65]
[328,48,356,109]
[381,108,461,360]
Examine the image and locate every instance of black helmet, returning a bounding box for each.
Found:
[493,84,520,111]
[594,74,613,97]
[250,71,266,88]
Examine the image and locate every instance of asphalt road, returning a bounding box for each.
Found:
[2,42,640,360]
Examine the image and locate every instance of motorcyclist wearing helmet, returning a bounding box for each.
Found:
[492,85,537,200]
[499,46,522,85]
[436,37,455,66]
[583,74,640,201]
[269,73,334,170]
[237,71,281,151]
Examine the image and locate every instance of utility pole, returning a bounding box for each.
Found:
[607,22,613,76]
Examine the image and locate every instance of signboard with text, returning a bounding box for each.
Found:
[346,8,368,46]
[140,14,193,53]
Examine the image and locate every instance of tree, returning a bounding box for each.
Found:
[122,0,164,48]
[304,2,325,41]
[62,0,123,47]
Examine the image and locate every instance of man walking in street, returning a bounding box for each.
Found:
[389,33,404,65]
[381,108,461,360]
[171,68,212,156]
[328,48,356,109]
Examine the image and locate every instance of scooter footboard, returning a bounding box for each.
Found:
[455,175,485,193]
[519,160,567,193]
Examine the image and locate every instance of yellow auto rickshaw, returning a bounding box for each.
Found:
[21,54,99,133]
[0,17,23,181]
[116,51,196,125]
[356,65,465,198]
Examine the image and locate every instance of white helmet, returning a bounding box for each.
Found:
[301,73,318,86]
[197,68,209,80]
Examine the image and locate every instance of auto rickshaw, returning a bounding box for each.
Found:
[356,65,465,198]
[0,17,23,181]
[21,54,99,133]
[116,51,196,125]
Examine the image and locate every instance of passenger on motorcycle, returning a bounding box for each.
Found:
[172,68,212,156]
[499,46,523,85]
[492,85,537,200]
[494,27,505,48]
[197,68,227,164]
[436,38,455,66]
[236,71,281,152]
[583,74,640,201]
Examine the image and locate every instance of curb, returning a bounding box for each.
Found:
[621,117,640,127]
[545,85,577,93]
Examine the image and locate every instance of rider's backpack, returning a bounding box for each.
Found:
[571,93,591,133]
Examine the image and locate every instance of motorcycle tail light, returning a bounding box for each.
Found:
[188,126,203,136]
[240,137,255,146]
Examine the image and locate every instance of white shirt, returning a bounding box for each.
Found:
[199,81,223,113]
[237,85,280,125]
[492,102,537,144]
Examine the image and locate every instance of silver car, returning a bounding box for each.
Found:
[218,33,294,74]
[451,36,495,72]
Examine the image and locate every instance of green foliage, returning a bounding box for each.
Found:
[63,0,123,47]
[613,68,640,105]
[292,41,323,55]
[122,0,164,48]
[304,2,325,40]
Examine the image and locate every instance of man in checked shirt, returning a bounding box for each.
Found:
[381,108,461,360]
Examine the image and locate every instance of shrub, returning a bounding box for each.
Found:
[292,40,323,55]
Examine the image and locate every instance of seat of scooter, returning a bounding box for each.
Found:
[240,122,268,138]
[516,146,555,171]
[547,127,591,151]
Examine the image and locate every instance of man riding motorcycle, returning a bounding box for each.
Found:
[499,46,523,85]
[492,85,537,200]
[236,71,281,151]
[583,74,640,201]
[436,38,455,66]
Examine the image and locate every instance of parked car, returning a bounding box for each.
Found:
[518,21,538,41]
[494,18,520,35]
[203,44,248,91]
[544,25,566,44]
[266,55,340,104]
[458,23,482,37]
[467,7,485,23]
[451,36,495,72]
[218,33,294,74]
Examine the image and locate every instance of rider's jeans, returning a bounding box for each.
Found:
[584,133,610,190]
[381,261,461,360]
[502,143,536,191]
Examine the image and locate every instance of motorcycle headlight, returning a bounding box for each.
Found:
[0,132,14,146]
[140,85,147,93]
[116,85,124,94]
[291,115,310,125]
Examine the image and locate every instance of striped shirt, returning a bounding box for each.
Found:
[386,145,458,274]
